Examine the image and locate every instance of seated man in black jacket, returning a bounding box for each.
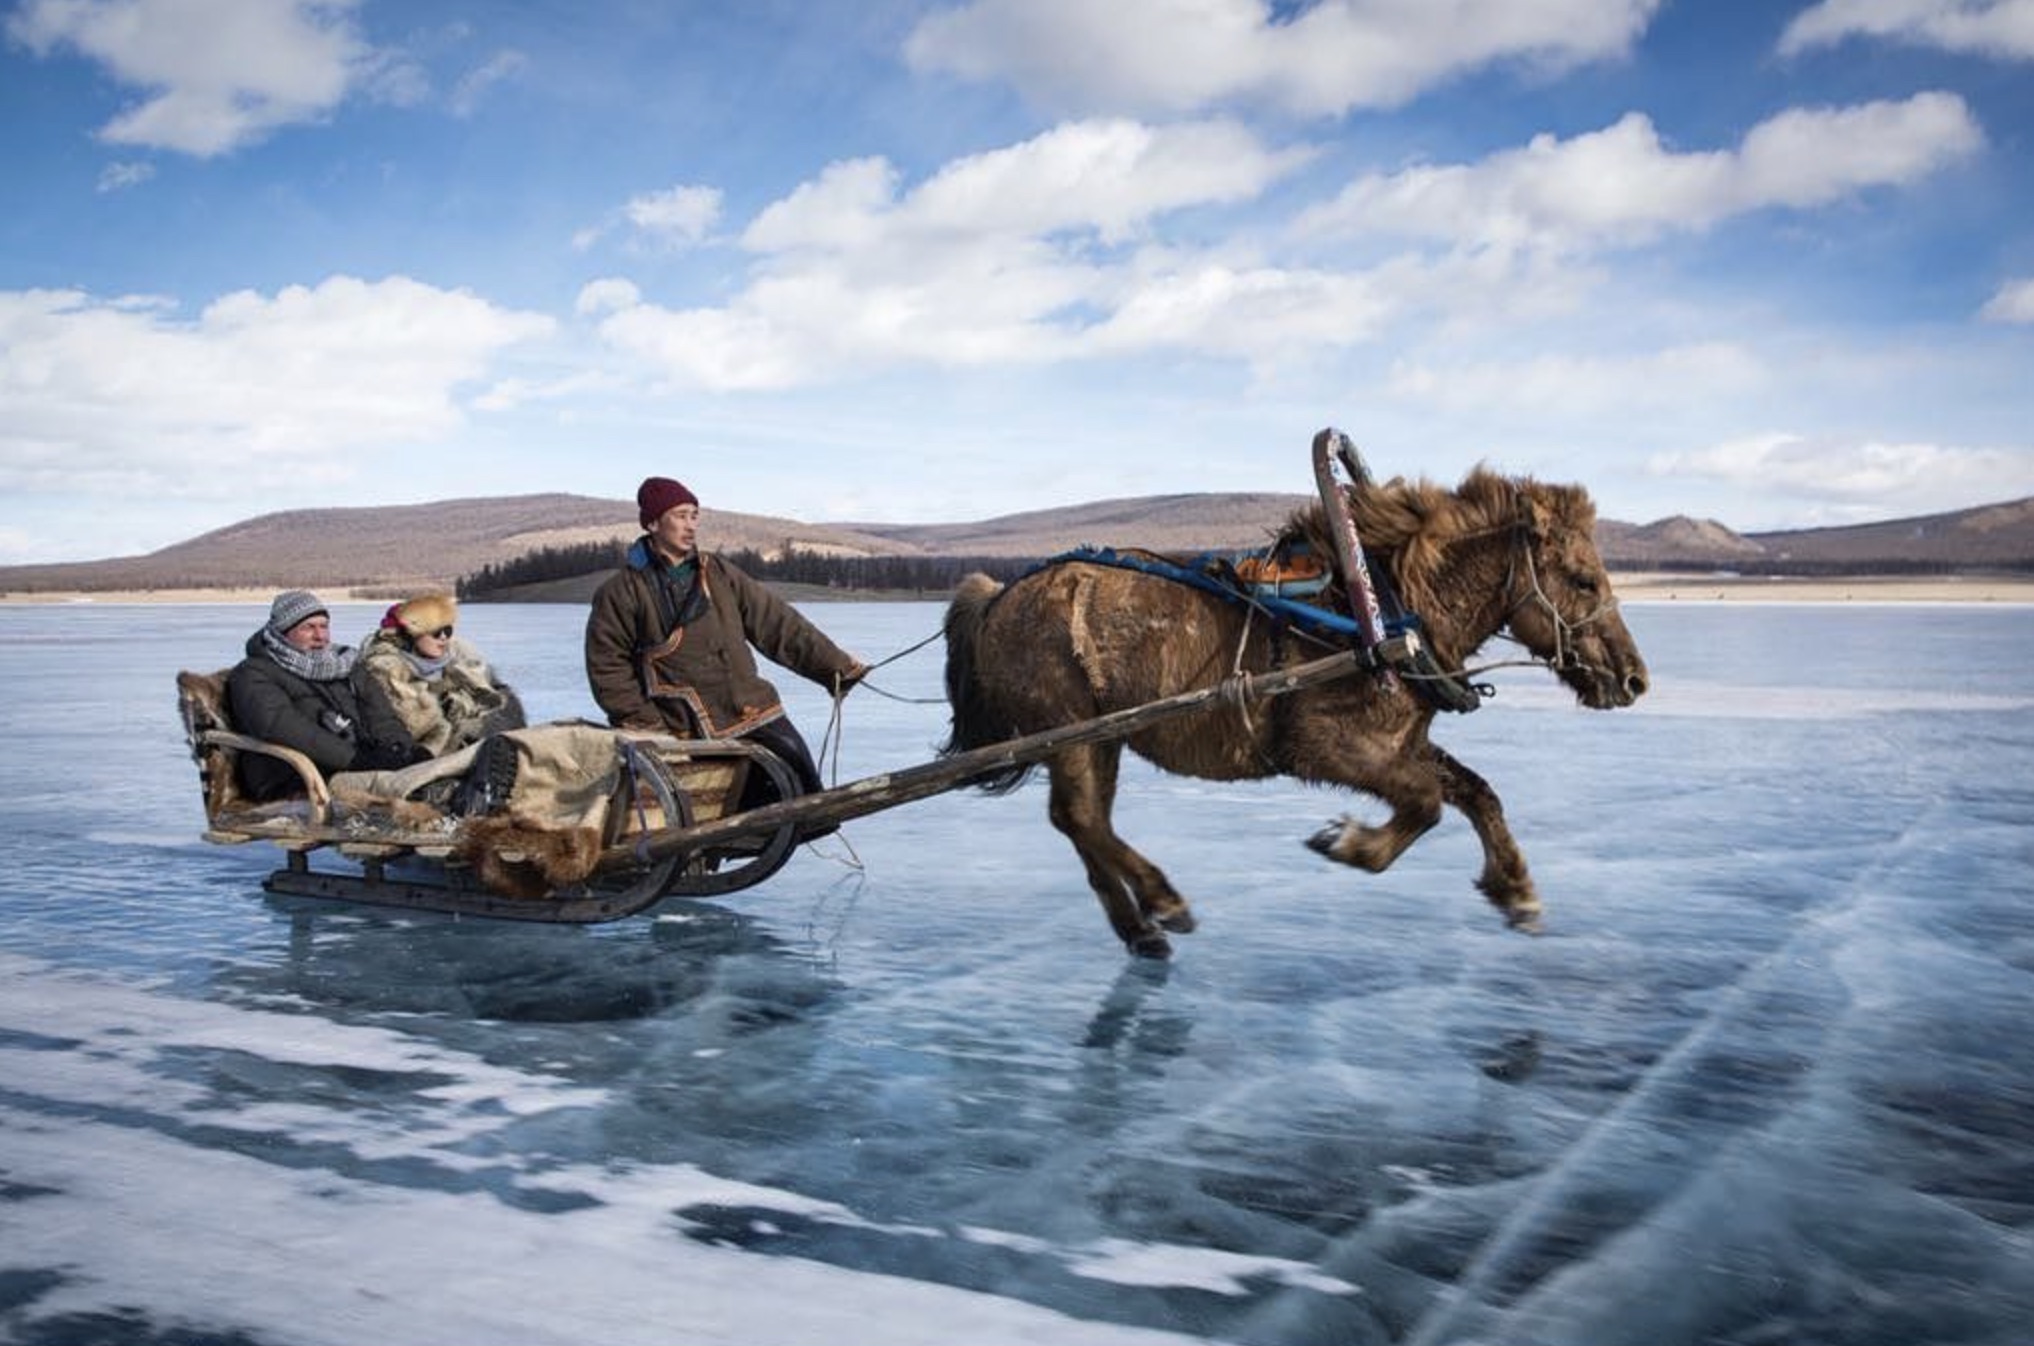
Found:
[228,590,425,801]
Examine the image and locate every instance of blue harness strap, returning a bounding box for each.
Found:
[1039,544,1423,650]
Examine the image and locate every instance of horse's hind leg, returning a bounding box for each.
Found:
[1047,743,1194,959]
[1429,744,1540,932]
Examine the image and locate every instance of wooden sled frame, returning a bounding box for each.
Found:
[181,631,1373,927]
[177,669,803,922]
[181,647,1372,923]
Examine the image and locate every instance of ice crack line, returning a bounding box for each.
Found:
[1401,795,1956,1346]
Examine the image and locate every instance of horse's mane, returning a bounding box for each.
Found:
[1281,466,1595,617]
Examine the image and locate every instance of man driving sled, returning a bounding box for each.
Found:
[583,476,867,810]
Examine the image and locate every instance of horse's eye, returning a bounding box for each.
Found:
[1571,573,1600,597]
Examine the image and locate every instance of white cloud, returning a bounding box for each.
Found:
[572,101,1993,397]
[625,185,724,246]
[357,46,430,108]
[575,278,643,316]
[449,48,528,118]
[1647,432,2034,518]
[1780,0,2034,60]
[1979,276,2034,322]
[741,159,901,254]
[747,120,1311,250]
[468,370,614,414]
[905,0,1663,117]
[0,278,553,499]
[7,0,373,157]
[1081,261,1393,363]
[96,160,156,192]
[1736,95,1985,203]
[1297,93,1983,249]
[587,120,1325,389]
[1387,343,1768,414]
[574,185,726,253]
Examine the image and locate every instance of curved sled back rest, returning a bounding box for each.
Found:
[176,668,332,820]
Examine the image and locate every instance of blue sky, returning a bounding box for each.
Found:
[3,0,2032,563]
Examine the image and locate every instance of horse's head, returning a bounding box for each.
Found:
[1502,484,1649,709]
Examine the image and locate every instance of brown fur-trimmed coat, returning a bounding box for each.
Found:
[584,542,859,738]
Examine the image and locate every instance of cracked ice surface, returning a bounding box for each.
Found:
[2,600,2030,1346]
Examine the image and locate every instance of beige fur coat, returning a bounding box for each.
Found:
[359,630,523,756]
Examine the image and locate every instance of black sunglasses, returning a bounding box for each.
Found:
[427,626,454,639]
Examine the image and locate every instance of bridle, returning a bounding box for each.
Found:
[1496,500,1620,677]
[1284,484,1625,691]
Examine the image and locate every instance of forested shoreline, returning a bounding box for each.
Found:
[457,539,1047,600]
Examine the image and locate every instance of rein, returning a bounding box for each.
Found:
[846,625,949,704]
[815,624,948,786]
[807,629,948,871]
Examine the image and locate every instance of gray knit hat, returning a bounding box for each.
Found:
[267,589,328,635]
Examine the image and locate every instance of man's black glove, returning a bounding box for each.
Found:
[354,738,429,771]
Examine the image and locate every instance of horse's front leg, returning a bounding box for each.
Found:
[1427,743,1540,932]
[1302,749,1444,877]
[1298,737,1541,933]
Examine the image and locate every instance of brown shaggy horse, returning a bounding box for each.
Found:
[940,467,1650,958]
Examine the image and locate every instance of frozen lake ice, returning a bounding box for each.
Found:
[2,597,2031,1345]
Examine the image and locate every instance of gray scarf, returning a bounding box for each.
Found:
[403,648,452,681]
[260,628,359,682]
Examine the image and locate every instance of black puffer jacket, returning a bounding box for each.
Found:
[226,634,422,801]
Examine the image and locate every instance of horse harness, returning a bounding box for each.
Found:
[1038,541,1487,714]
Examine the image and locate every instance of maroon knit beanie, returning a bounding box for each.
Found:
[637,477,699,529]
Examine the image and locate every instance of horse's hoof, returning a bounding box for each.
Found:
[1157,907,1197,934]
[1305,821,1344,858]
[1505,906,1544,935]
[1127,930,1174,960]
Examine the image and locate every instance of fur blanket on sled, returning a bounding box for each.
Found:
[332,723,625,898]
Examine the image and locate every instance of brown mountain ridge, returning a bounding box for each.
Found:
[2,490,2029,595]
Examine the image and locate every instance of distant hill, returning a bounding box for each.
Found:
[844,492,1315,557]
[2,488,2029,596]
[0,491,1315,596]
[1595,498,2034,573]
[0,494,925,595]
[1745,498,2034,570]
[1595,515,1768,567]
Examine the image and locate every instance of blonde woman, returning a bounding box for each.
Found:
[360,593,525,757]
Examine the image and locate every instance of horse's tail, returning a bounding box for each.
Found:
[939,572,1037,794]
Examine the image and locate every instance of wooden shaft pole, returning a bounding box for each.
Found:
[600,648,1364,870]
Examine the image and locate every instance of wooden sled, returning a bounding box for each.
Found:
[177,670,804,922]
[179,647,1370,924]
